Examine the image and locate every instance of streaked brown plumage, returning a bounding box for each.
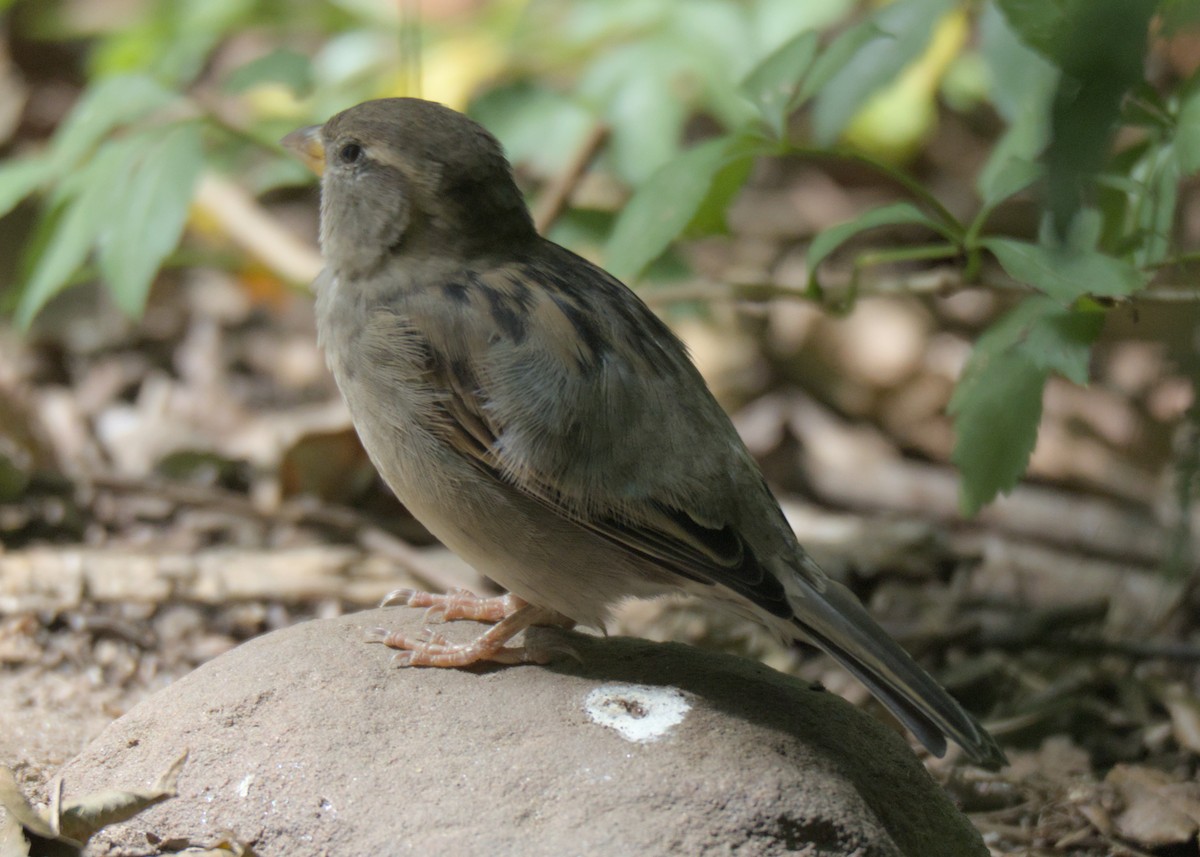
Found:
[283,98,1006,769]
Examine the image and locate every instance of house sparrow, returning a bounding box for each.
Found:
[283,98,1006,769]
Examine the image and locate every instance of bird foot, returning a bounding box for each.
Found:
[367,628,550,667]
[370,593,576,668]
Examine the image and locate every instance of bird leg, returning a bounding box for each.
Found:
[371,590,576,667]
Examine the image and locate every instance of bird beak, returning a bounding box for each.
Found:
[282,125,325,176]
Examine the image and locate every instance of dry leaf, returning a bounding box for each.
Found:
[0,753,187,856]
[1159,682,1200,754]
[1074,801,1114,838]
[1107,763,1200,847]
[0,811,32,857]
[0,769,61,843]
[57,750,186,844]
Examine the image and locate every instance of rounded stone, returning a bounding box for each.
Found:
[57,608,986,856]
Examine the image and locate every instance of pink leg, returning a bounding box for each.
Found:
[374,589,577,667]
[369,601,575,667]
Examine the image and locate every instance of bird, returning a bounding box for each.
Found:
[282,97,1006,769]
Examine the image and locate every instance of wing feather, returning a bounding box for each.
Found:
[401,250,793,616]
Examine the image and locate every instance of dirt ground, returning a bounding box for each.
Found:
[1,256,1198,855]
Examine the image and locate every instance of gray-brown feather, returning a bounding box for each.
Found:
[306,97,1005,767]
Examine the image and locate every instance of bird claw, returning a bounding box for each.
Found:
[543,639,583,665]
[421,629,451,647]
[524,628,583,664]
[369,596,577,668]
[364,626,391,644]
[384,635,531,668]
[380,588,419,608]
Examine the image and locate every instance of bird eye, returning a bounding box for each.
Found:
[339,143,364,164]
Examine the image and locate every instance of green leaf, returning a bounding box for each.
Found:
[978,2,1059,125]
[811,0,957,144]
[0,156,54,220]
[739,30,819,137]
[950,350,1047,516]
[93,0,254,84]
[469,85,596,177]
[1133,148,1180,267]
[752,0,854,54]
[577,39,694,183]
[1060,206,1102,251]
[972,295,1104,384]
[974,4,1055,208]
[798,17,884,107]
[1177,85,1200,175]
[1027,307,1104,384]
[47,75,176,173]
[1040,2,1154,235]
[949,294,1105,514]
[97,123,203,317]
[1160,0,1200,33]
[976,148,1042,208]
[807,202,947,293]
[993,0,1082,62]
[983,236,1144,302]
[1122,82,1173,132]
[16,137,144,326]
[685,133,763,236]
[606,135,758,280]
[224,47,314,95]
[994,1,1155,233]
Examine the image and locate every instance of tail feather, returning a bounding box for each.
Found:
[787,570,1006,769]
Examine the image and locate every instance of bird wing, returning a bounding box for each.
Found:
[380,245,1007,769]
[392,244,795,616]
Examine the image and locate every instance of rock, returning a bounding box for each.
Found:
[57,608,986,857]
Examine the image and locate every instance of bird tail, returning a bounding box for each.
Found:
[783,560,1007,769]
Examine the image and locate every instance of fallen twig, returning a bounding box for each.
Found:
[532,122,609,236]
[193,172,324,286]
[83,474,479,596]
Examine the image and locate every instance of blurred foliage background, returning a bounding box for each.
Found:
[0,0,1197,539]
[4,7,1200,845]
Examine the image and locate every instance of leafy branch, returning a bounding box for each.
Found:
[604,0,1194,515]
[1,0,1195,520]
